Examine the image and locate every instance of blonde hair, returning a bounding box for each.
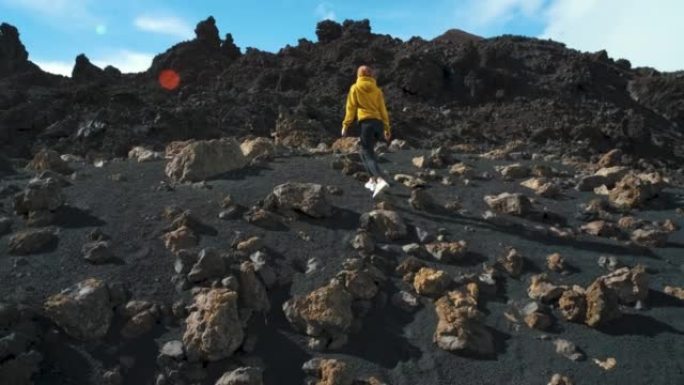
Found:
[357,65,374,78]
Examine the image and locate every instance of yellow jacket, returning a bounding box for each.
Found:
[342,76,391,134]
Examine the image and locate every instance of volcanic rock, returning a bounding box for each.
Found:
[14,176,65,216]
[484,193,531,216]
[585,279,621,327]
[597,265,649,304]
[82,241,114,264]
[283,280,353,350]
[449,163,475,178]
[188,248,225,283]
[264,182,332,218]
[527,274,565,303]
[548,374,573,385]
[413,268,451,297]
[162,225,198,255]
[558,288,587,322]
[215,367,264,385]
[26,150,72,175]
[553,338,585,361]
[359,210,407,241]
[495,163,530,179]
[630,228,669,247]
[596,149,623,169]
[608,172,666,209]
[409,188,438,211]
[128,146,162,162]
[44,278,112,340]
[546,253,566,272]
[241,137,276,159]
[663,286,684,300]
[433,290,494,356]
[183,288,244,362]
[165,138,247,183]
[8,228,58,255]
[393,174,427,188]
[425,241,467,262]
[331,137,359,154]
[238,261,270,313]
[496,247,524,277]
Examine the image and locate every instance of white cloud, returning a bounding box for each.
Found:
[93,50,154,73]
[34,50,154,76]
[315,2,337,21]
[33,60,73,76]
[541,0,684,71]
[134,16,193,39]
[470,0,545,26]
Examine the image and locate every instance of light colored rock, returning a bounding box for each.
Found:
[527,274,566,303]
[580,220,619,238]
[241,137,276,159]
[449,163,475,178]
[215,367,264,385]
[128,146,162,162]
[162,225,198,255]
[44,278,112,340]
[664,286,684,300]
[608,172,666,209]
[183,289,244,362]
[330,137,359,154]
[593,357,617,371]
[165,138,248,183]
[585,279,621,328]
[496,247,524,277]
[425,241,467,262]
[265,183,332,218]
[393,174,427,188]
[495,163,530,179]
[413,268,451,297]
[546,253,565,272]
[554,338,585,361]
[558,289,587,322]
[433,290,494,355]
[484,193,531,216]
[283,280,353,346]
[630,228,668,247]
[598,265,649,304]
[547,373,573,385]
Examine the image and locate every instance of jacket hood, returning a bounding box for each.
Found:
[355,76,377,92]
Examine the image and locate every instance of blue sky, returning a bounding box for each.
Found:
[1,0,681,75]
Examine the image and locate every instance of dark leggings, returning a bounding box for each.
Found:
[359,119,387,180]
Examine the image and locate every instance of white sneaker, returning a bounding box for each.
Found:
[364,179,376,191]
[373,178,389,198]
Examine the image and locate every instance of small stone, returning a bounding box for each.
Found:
[593,357,617,371]
[82,241,113,264]
[159,340,185,361]
[554,338,585,361]
[547,374,573,385]
[546,253,565,272]
[413,268,451,297]
[188,248,225,283]
[391,291,420,312]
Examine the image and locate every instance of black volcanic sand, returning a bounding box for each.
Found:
[1,150,684,385]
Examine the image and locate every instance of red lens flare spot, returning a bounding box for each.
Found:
[159,69,180,90]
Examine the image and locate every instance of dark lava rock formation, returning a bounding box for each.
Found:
[1,17,683,166]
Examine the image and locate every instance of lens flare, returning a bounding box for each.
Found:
[159,69,180,90]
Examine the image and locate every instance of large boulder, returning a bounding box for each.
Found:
[484,193,531,216]
[215,367,264,385]
[413,268,451,297]
[283,280,353,349]
[8,228,58,255]
[26,150,72,175]
[608,172,666,209]
[44,278,113,340]
[433,290,494,356]
[265,183,333,218]
[240,137,276,159]
[165,138,248,183]
[585,280,621,328]
[597,266,648,304]
[14,177,64,215]
[183,289,245,362]
[359,210,407,241]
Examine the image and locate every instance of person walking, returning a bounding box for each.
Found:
[341,65,392,198]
